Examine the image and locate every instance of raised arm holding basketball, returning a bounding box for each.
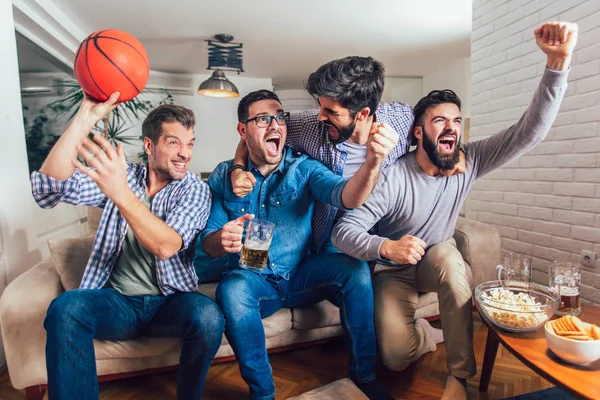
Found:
[39,92,120,180]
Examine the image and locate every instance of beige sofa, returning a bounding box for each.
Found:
[0,208,500,400]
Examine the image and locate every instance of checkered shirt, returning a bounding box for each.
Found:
[31,163,211,295]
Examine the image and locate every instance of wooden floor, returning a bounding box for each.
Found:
[0,316,554,400]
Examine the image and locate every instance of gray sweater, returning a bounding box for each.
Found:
[332,68,568,264]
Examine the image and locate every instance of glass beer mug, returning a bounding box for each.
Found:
[549,261,582,316]
[496,252,532,283]
[239,219,275,272]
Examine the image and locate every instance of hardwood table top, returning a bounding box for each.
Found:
[479,304,600,400]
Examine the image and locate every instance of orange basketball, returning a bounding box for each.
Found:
[74,29,150,102]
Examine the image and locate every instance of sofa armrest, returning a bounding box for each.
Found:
[0,259,64,389]
[453,217,501,287]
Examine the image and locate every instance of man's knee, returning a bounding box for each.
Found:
[185,296,225,340]
[338,255,371,287]
[215,271,258,313]
[426,242,469,288]
[44,290,88,332]
[379,338,414,372]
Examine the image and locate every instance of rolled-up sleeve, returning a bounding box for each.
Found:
[30,169,107,209]
[165,179,211,250]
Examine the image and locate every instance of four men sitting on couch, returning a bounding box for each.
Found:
[30,21,577,400]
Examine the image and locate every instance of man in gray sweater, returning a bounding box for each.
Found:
[332,21,577,400]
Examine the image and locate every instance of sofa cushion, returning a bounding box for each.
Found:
[292,293,442,330]
[95,311,292,361]
[292,300,340,330]
[86,206,103,235]
[95,337,180,360]
[48,236,94,291]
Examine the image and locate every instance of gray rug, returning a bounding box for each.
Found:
[288,378,368,399]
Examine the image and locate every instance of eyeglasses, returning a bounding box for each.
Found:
[244,112,290,128]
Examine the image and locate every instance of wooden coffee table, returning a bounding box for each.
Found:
[478,304,600,399]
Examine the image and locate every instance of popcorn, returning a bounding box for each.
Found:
[481,287,548,330]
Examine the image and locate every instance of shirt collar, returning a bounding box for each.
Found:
[247,147,290,176]
[138,163,186,192]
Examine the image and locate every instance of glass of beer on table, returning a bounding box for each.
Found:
[549,261,581,316]
[239,219,275,272]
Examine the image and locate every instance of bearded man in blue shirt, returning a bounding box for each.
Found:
[31,93,223,400]
[195,89,397,400]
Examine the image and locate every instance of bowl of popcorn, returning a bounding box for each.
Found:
[474,281,560,332]
[545,316,600,365]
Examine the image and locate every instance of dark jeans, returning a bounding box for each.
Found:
[44,288,225,400]
[216,253,377,400]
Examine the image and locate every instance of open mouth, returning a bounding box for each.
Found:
[438,134,456,153]
[172,160,187,172]
[325,123,340,140]
[265,134,281,157]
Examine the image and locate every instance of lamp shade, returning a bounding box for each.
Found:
[197,70,239,98]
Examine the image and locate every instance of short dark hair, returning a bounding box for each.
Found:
[305,56,385,117]
[411,89,462,145]
[237,90,281,122]
[142,104,196,143]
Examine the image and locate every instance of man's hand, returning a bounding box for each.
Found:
[232,169,256,198]
[75,92,120,129]
[534,22,578,71]
[73,134,130,204]
[440,150,466,177]
[220,213,255,253]
[380,235,427,265]
[365,122,398,168]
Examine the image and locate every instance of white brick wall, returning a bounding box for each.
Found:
[469,0,600,304]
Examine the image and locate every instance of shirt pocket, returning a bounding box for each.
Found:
[224,199,251,219]
[270,189,299,228]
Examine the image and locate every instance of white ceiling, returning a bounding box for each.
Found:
[16,33,64,73]
[39,0,472,88]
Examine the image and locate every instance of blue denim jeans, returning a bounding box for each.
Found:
[44,288,225,400]
[216,253,377,400]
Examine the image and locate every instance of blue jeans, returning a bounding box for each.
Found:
[216,253,377,400]
[44,288,225,400]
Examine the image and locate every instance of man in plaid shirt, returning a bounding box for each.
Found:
[31,93,223,400]
[230,56,464,252]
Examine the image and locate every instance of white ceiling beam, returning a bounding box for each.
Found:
[12,0,85,71]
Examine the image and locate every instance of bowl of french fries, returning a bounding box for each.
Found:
[474,281,559,332]
[544,316,600,365]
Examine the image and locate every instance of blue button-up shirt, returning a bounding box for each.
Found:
[196,147,348,280]
[31,163,211,295]
[286,101,413,250]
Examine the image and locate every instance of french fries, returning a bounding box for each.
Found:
[549,316,600,341]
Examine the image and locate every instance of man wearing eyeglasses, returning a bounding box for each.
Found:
[194,89,396,400]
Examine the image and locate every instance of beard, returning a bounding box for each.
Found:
[421,126,460,171]
[325,120,356,144]
[154,160,187,181]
